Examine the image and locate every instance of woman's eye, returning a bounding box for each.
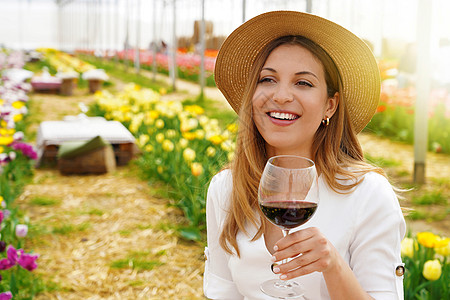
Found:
[297,80,313,87]
[258,77,274,84]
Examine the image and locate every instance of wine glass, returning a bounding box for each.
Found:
[258,155,319,299]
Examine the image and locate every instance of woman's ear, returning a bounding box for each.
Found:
[325,92,339,118]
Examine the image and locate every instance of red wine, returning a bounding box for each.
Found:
[260,201,317,229]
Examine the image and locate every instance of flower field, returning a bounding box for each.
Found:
[1,47,449,298]
[401,232,449,299]
[367,81,450,154]
[0,49,44,299]
[90,83,237,240]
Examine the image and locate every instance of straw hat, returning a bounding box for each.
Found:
[214,11,381,133]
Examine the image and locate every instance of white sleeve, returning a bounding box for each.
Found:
[203,171,244,300]
[349,173,406,300]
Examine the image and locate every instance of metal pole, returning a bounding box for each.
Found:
[199,0,205,100]
[115,0,119,64]
[413,0,433,184]
[242,0,246,23]
[135,0,141,73]
[306,0,312,13]
[152,0,157,81]
[170,0,177,91]
[124,0,130,70]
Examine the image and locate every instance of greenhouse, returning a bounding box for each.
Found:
[0,0,449,299]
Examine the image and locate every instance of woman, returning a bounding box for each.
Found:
[204,11,405,300]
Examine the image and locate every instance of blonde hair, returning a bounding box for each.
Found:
[219,36,385,256]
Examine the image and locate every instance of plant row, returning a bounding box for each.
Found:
[90,84,237,240]
[0,49,43,299]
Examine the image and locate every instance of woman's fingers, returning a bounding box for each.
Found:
[272,227,336,278]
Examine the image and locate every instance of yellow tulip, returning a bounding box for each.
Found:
[422,260,442,281]
[435,238,450,256]
[159,87,167,95]
[178,138,188,148]
[155,133,164,143]
[183,148,196,162]
[206,147,216,157]
[149,110,159,119]
[0,136,14,145]
[157,166,164,174]
[165,129,177,139]
[227,152,235,162]
[209,135,223,145]
[401,238,414,258]
[13,114,23,122]
[417,232,438,248]
[434,237,450,249]
[182,132,196,141]
[226,123,239,133]
[12,101,25,109]
[144,144,154,152]
[155,119,165,129]
[191,162,203,177]
[138,134,150,147]
[162,140,174,152]
[195,129,205,139]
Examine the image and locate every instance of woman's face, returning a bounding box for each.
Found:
[252,44,338,158]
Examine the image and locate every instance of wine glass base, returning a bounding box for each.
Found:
[260,279,304,299]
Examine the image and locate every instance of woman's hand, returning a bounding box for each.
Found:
[271,227,340,280]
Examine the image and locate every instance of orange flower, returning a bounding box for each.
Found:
[376,105,387,113]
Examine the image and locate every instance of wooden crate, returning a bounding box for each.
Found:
[40,142,136,167]
[58,145,116,175]
[112,143,136,166]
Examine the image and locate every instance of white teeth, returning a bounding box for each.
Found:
[269,112,298,120]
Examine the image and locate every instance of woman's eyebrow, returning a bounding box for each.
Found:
[295,71,319,79]
[261,67,318,80]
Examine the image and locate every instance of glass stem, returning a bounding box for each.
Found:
[281,229,290,271]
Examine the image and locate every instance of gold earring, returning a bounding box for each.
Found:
[322,117,330,127]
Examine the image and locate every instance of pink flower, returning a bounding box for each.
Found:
[15,224,28,238]
[6,246,19,264]
[0,257,15,270]
[18,252,39,271]
[0,292,12,300]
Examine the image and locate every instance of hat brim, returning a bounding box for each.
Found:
[214,10,380,133]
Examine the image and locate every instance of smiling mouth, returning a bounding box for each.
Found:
[267,111,300,120]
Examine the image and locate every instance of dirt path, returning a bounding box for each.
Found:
[20,88,205,299]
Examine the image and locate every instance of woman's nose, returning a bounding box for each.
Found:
[272,85,293,104]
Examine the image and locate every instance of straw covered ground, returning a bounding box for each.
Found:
[19,86,206,299]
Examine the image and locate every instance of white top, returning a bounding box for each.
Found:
[204,169,406,300]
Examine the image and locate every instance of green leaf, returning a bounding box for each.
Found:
[179,227,201,241]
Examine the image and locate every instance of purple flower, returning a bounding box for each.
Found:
[6,246,19,264]
[12,142,38,160]
[0,210,3,224]
[0,241,6,252]
[0,258,15,270]
[0,292,12,300]
[18,252,39,271]
[15,224,28,238]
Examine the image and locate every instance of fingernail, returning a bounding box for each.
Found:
[271,256,276,262]
[273,267,280,273]
[273,245,278,251]
[280,274,287,280]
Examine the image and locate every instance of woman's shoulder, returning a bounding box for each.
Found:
[351,171,401,211]
[210,168,232,183]
[207,169,233,205]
